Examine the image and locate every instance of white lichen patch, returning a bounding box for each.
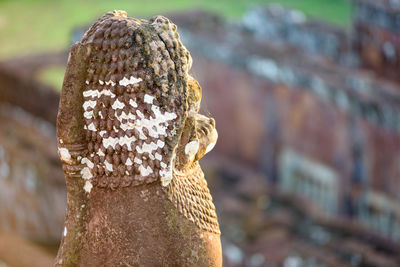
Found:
[157,140,165,148]
[87,122,97,131]
[185,140,199,160]
[141,142,158,154]
[84,110,94,120]
[155,152,162,161]
[144,94,154,104]
[58,147,73,164]
[160,167,173,186]
[160,155,175,187]
[104,160,113,172]
[139,165,153,176]
[80,73,182,188]
[129,99,138,108]
[134,157,142,164]
[119,76,142,86]
[81,167,93,180]
[96,149,105,157]
[103,103,177,156]
[111,99,125,110]
[125,158,133,166]
[83,100,96,110]
[63,227,67,237]
[205,141,216,154]
[105,80,116,86]
[142,105,177,138]
[103,135,137,150]
[114,111,136,131]
[84,180,93,193]
[81,157,94,169]
[83,89,116,98]
[136,110,144,118]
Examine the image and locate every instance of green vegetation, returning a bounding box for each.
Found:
[0,0,352,89]
[0,0,262,60]
[0,0,351,59]
[36,65,66,91]
[268,0,352,28]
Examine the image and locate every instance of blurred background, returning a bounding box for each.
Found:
[1,0,400,266]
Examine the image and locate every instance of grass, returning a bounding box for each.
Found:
[36,65,67,91]
[0,0,352,89]
[0,0,352,59]
[0,0,263,60]
[267,0,352,28]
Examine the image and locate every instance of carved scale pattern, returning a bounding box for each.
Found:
[78,12,189,189]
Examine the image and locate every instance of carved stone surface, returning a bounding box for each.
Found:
[56,11,221,266]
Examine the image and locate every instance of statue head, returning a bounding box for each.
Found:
[57,10,217,191]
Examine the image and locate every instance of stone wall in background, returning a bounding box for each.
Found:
[354,0,400,81]
[242,5,358,67]
[0,104,65,244]
[172,6,400,248]
[0,54,66,244]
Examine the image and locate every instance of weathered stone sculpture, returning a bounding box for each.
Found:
[55,10,221,266]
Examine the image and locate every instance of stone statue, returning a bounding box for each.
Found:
[55,10,221,266]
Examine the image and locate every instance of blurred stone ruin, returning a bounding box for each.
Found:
[1,1,400,266]
[0,52,66,242]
